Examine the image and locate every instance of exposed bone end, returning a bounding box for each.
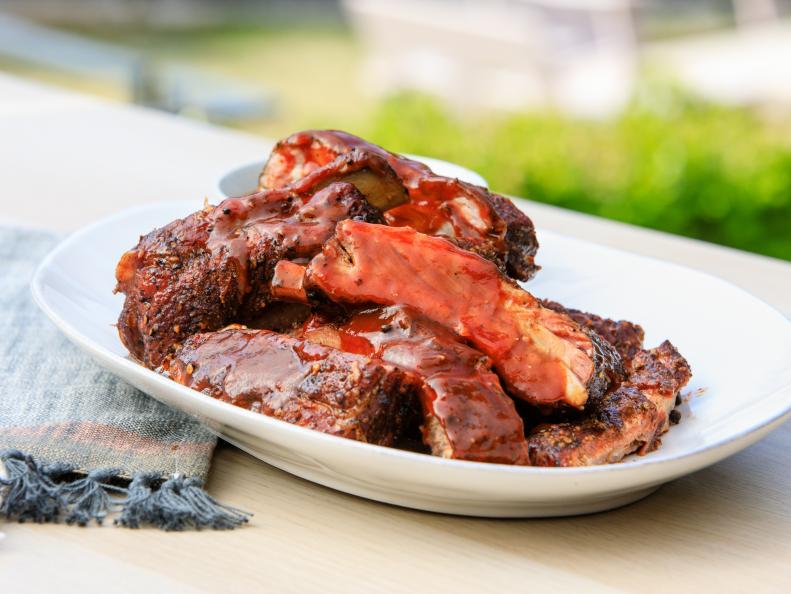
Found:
[332,163,408,211]
[114,249,139,292]
[270,260,309,304]
[301,324,343,351]
[423,415,454,459]
[263,148,409,212]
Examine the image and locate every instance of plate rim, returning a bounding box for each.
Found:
[30,200,791,480]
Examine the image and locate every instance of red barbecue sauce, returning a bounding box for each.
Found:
[263,130,507,253]
[301,307,530,464]
[307,220,592,408]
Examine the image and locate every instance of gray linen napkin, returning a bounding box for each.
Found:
[0,226,249,529]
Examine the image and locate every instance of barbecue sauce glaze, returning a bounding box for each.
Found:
[261,130,507,258]
[301,306,530,464]
[307,220,597,409]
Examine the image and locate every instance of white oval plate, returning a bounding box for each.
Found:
[217,154,488,198]
[32,200,791,517]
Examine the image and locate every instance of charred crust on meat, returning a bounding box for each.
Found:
[115,182,382,367]
[527,341,691,466]
[165,329,420,446]
[585,328,626,401]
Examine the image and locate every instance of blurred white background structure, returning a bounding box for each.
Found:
[647,19,791,106]
[343,0,791,117]
[344,0,637,117]
[2,0,791,118]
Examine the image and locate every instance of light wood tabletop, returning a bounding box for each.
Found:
[1,74,790,593]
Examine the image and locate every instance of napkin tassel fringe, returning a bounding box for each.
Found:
[115,472,251,531]
[0,450,66,523]
[58,468,124,526]
[0,450,250,530]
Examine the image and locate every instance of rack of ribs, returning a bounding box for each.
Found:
[305,220,623,410]
[260,129,539,281]
[299,306,530,464]
[162,328,418,446]
[527,341,691,466]
[115,130,693,468]
[115,182,382,368]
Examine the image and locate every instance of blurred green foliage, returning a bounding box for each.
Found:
[364,88,791,261]
[8,21,788,260]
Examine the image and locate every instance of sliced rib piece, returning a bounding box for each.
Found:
[306,220,623,409]
[115,182,381,367]
[540,300,645,365]
[300,306,530,464]
[261,129,539,280]
[527,341,691,466]
[163,328,418,446]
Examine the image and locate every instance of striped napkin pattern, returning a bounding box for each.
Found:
[0,226,248,529]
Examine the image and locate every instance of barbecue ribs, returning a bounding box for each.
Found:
[115,182,381,367]
[299,306,530,464]
[306,220,623,409]
[163,328,418,445]
[527,341,691,466]
[260,129,539,280]
[115,130,693,468]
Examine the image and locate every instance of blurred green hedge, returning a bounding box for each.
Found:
[364,89,791,261]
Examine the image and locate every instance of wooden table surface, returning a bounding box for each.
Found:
[1,74,790,593]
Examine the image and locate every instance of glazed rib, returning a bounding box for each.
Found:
[163,328,417,446]
[300,306,530,464]
[115,182,381,367]
[306,220,623,409]
[261,129,539,280]
[527,341,691,466]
